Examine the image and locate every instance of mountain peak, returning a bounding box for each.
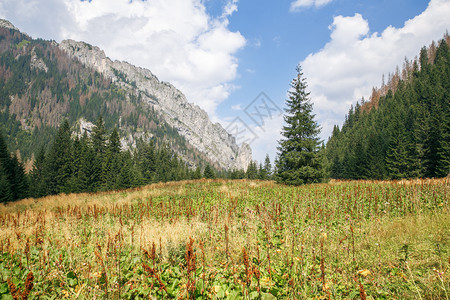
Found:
[0,19,18,31]
[59,38,252,170]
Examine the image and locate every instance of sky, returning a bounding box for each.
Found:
[0,0,449,163]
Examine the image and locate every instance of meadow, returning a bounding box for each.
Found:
[0,178,448,299]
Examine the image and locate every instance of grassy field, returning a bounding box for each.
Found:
[0,178,448,299]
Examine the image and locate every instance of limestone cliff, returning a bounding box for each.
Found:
[59,39,251,170]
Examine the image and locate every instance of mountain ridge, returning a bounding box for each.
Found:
[0,19,251,171]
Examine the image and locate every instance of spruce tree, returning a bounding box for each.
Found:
[246,161,258,179]
[385,132,411,179]
[276,65,325,185]
[30,147,47,198]
[44,119,73,194]
[91,116,107,189]
[203,164,216,179]
[0,131,12,202]
[263,154,272,179]
[0,163,12,203]
[192,166,202,179]
[103,128,122,189]
[10,154,28,200]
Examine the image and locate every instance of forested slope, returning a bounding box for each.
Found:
[326,35,449,179]
[0,25,214,169]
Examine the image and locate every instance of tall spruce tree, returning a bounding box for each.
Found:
[263,154,272,180]
[276,65,325,185]
[203,164,216,179]
[44,119,73,194]
[29,147,47,198]
[103,128,122,190]
[246,161,258,179]
[0,131,12,202]
[91,116,107,189]
[10,154,28,200]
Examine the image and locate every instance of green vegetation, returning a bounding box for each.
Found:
[0,27,209,168]
[16,40,30,49]
[0,117,196,200]
[0,179,448,299]
[276,66,326,185]
[0,130,28,202]
[326,36,449,180]
[0,119,276,202]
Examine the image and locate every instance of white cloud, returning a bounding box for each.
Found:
[250,114,284,163]
[231,104,242,111]
[301,0,450,141]
[0,0,246,119]
[290,0,333,11]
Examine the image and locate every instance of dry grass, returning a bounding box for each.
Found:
[0,178,448,299]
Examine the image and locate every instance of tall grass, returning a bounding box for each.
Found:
[0,178,448,299]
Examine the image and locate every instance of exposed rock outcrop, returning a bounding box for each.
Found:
[30,47,48,72]
[59,39,251,170]
[0,19,18,31]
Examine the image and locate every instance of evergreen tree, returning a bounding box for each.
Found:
[0,130,12,202]
[103,128,122,189]
[29,146,47,198]
[203,164,216,179]
[230,169,245,179]
[155,145,171,182]
[192,166,202,179]
[44,119,73,194]
[263,154,272,179]
[91,116,107,189]
[78,133,98,192]
[117,151,135,189]
[257,163,265,180]
[0,162,12,202]
[246,161,258,179]
[10,154,28,200]
[276,66,325,185]
[385,131,412,179]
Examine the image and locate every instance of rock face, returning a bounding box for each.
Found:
[30,47,48,72]
[59,39,251,170]
[0,19,18,31]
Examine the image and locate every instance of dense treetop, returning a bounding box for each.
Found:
[326,35,449,180]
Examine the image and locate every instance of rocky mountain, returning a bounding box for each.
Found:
[0,19,251,170]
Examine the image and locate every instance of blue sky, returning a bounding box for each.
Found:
[0,0,449,163]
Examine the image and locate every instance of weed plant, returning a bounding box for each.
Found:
[0,178,448,299]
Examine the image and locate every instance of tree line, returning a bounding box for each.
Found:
[326,37,449,180]
[0,27,211,168]
[273,36,448,186]
[0,116,278,202]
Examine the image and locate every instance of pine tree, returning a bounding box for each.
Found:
[10,154,28,200]
[91,116,107,189]
[276,65,325,185]
[258,154,272,180]
[0,131,12,202]
[0,162,12,202]
[78,133,98,192]
[117,151,135,189]
[44,119,73,195]
[29,147,47,198]
[203,164,215,179]
[246,161,258,179]
[192,166,202,179]
[92,116,107,155]
[103,128,122,189]
[385,131,411,179]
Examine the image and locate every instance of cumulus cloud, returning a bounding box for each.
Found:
[0,0,246,118]
[301,0,450,140]
[290,0,333,11]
